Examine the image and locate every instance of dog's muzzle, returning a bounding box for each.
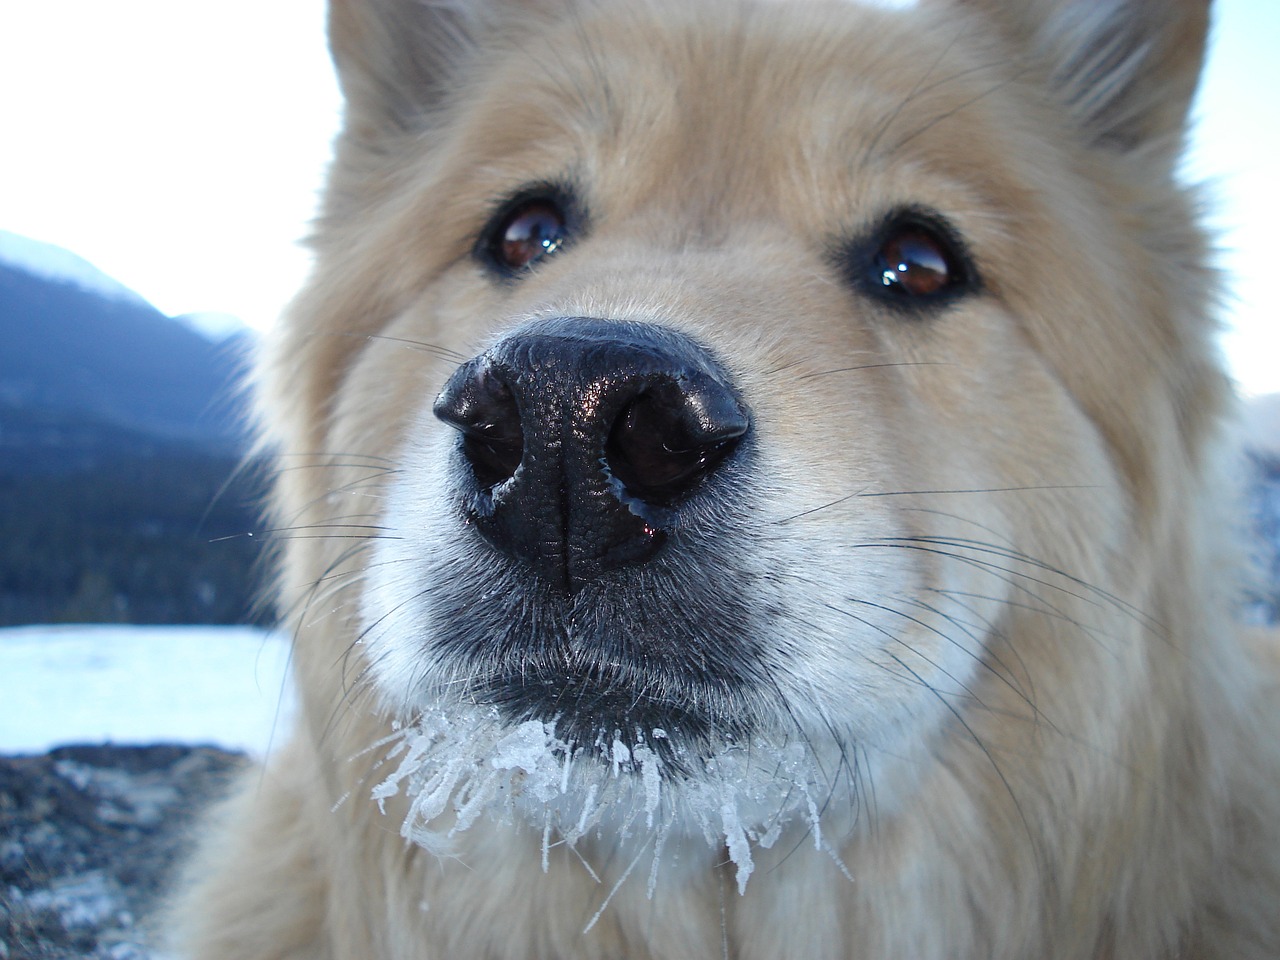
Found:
[434,318,750,593]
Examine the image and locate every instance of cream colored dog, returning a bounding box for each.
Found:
[175,0,1280,956]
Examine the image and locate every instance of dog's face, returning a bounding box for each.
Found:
[270,0,1221,875]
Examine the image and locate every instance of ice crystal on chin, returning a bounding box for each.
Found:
[369,706,846,897]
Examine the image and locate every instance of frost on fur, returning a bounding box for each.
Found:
[369,708,851,900]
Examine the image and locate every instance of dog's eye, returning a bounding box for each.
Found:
[875,226,959,298]
[843,211,976,309]
[481,193,572,275]
[497,200,566,270]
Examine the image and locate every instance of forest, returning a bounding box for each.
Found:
[0,451,269,626]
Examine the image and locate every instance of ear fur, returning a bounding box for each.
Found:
[330,0,1212,156]
[328,0,490,143]
[954,0,1211,152]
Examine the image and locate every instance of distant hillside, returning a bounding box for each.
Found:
[0,235,265,626]
[0,229,154,308]
[0,261,251,467]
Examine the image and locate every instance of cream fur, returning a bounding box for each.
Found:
[172,0,1280,956]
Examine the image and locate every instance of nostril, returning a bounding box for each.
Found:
[433,358,524,488]
[462,432,523,489]
[433,319,752,586]
[606,376,749,503]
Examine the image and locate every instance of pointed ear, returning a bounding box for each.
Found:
[956,0,1211,151]
[328,0,530,142]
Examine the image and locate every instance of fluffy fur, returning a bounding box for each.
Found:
[174,0,1280,956]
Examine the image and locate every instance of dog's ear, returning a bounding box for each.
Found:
[329,0,472,141]
[328,0,551,143]
[957,0,1211,152]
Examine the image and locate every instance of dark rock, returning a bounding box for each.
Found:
[0,744,246,960]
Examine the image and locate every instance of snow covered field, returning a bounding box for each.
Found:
[0,624,294,756]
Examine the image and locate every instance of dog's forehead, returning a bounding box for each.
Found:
[555,0,959,96]
[452,0,1009,180]
[431,0,1023,234]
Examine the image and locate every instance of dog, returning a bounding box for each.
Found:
[173,0,1280,956]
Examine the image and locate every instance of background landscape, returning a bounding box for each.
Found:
[0,233,265,627]
[2,2,1276,955]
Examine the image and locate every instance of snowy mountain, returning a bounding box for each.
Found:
[0,231,251,341]
[0,233,253,468]
[0,235,265,625]
[176,310,252,341]
[0,230,152,311]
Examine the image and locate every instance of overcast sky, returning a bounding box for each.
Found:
[0,1,1275,395]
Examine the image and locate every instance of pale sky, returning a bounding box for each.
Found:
[0,1,1275,395]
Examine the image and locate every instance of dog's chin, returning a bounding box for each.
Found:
[475,675,737,774]
[357,414,884,888]
[370,688,858,893]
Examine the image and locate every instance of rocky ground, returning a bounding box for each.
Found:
[0,745,246,960]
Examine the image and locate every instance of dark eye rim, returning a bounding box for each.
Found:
[475,182,585,280]
[835,206,980,313]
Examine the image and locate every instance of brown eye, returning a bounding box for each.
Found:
[840,210,976,311]
[876,227,958,298]
[480,191,576,276]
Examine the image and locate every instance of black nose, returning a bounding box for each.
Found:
[433,318,749,592]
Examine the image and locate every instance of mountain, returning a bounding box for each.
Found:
[0,234,265,626]
[0,234,252,471]
[1244,393,1280,459]
[0,230,153,309]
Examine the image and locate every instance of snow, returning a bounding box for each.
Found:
[0,624,293,756]
[10,871,131,933]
